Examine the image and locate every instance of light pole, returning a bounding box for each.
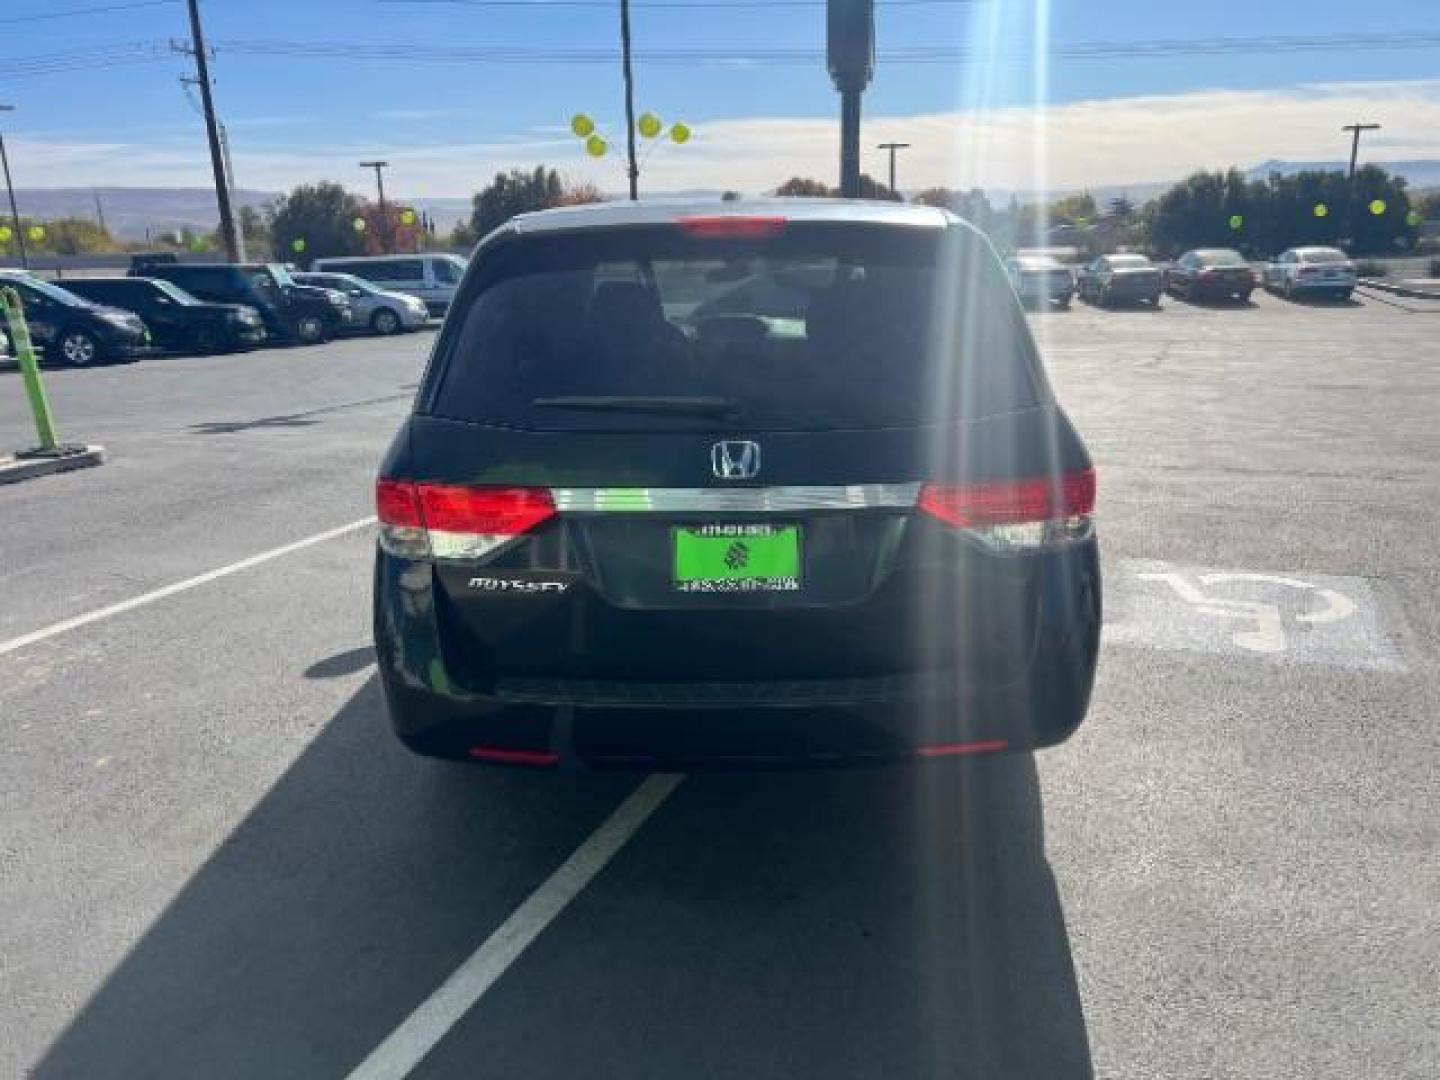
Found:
[360,160,391,253]
[828,0,874,198]
[0,105,28,269]
[619,0,639,200]
[876,141,910,196]
[1342,121,1380,244]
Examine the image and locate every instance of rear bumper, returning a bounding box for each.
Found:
[373,545,1102,769]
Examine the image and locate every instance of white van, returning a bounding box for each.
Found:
[311,253,468,315]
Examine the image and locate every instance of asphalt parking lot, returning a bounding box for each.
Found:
[2,289,1437,1079]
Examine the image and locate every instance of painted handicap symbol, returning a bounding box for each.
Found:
[1136,571,1356,654]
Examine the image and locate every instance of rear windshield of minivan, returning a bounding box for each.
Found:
[427,223,1044,431]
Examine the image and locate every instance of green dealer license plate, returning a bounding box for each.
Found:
[672,524,801,593]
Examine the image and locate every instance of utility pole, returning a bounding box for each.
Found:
[219,123,246,260]
[0,104,28,269]
[619,0,639,200]
[178,0,238,261]
[360,160,391,252]
[876,141,910,196]
[1342,121,1381,244]
[93,190,107,235]
[828,0,874,198]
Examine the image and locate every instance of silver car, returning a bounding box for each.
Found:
[1263,247,1357,302]
[294,272,430,335]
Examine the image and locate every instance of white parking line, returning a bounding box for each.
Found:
[346,773,685,1080]
[0,517,376,659]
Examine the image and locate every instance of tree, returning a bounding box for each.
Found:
[1049,193,1097,226]
[773,175,898,201]
[1105,196,1135,223]
[467,167,594,242]
[268,182,365,266]
[720,190,741,202]
[774,176,833,197]
[12,217,118,256]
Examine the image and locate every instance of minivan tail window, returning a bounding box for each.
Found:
[426,223,1045,432]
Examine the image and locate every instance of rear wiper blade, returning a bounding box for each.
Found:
[531,395,741,419]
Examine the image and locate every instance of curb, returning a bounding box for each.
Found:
[1357,278,1440,301]
[0,445,107,486]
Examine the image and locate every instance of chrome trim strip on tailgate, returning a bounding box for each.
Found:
[549,484,922,513]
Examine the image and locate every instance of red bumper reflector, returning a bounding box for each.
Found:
[916,739,1010,758]
[468,746,560,767]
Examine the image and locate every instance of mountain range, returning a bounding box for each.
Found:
[10,160,1438,240]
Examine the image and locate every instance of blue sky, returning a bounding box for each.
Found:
[3,0,1440,195]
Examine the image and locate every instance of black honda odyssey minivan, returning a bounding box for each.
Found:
[374,200,1100,769]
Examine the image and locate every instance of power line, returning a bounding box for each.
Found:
[380,0,980,7]
[5,28,1440,80]
[0,0,176,26]
[204,30,1440,65]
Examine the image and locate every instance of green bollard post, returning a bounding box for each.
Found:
[1,285,59,452]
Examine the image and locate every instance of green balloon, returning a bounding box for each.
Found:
[1368,199,1387,216]
[0,226,11,242]
[585,134,608,158]
[1407,209,1423,227]
[291,237,306,253]
[1313,203,1329,219]
[27,225,44,241]
[637,112,662,139]
[1228,214,1244,231]
[400,208,417,226]
[571,113,595,138]
[669,122,691,145]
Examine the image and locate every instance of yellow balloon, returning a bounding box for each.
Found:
[0,226,11,242]
[638,112,662,139]
[401,208,417,226]
[585,134,608,158]
[353,217,367,231]
[571,113,595,138]
[669,122,691,145]
[28,225,44,241]
[1368,199,1387,216]
[1313,203,1329,218]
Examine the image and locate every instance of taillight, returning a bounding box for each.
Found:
[918,468,1095,551]
[376,479,555,559]
[676,215,786,239]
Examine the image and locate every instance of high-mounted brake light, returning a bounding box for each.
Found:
[376,479,555,559]
[918,468,1095,551]
[676,215,786,239]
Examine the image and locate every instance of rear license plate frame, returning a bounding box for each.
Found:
[671,523,802,593]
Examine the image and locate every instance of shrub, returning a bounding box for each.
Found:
[1353,259,1388,278]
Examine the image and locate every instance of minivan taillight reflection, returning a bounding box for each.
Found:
[918,468,1096,551]
[376,479,555,559]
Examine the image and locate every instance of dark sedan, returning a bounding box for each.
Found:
[1166,249,1256,303]
[0,270,148,366]
[1077,254,1164,307]
[63,277,265,354]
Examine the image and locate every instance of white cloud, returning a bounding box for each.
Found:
[9,80,1440,197]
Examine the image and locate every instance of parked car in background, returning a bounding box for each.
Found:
[130,259,351,344]
[374,201,1100,767]
[0,269,148,366]
[1005,254,1074,309]
[1263,247,1356,302]
[1076,254,1164,307]
[294,271,430,335]
[63,277,265,354]
[1166,249,1256,303]
[311,253,467,315]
